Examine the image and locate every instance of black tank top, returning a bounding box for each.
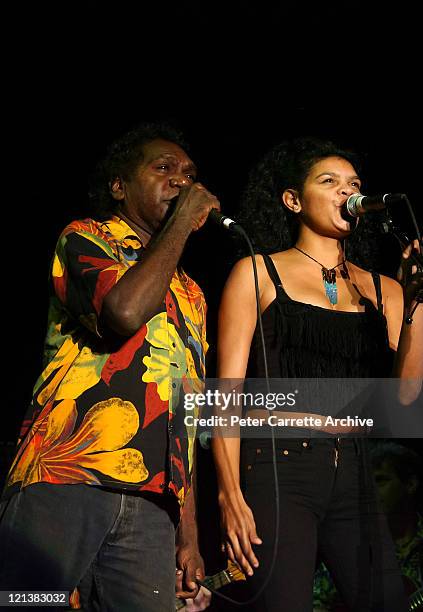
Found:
[247,254,394,379]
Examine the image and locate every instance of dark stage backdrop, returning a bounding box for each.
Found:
[2,6,421,592]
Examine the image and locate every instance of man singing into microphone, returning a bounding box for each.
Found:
[0,122,219,611]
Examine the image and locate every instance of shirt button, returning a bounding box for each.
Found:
[302,441,308,448]
[256,448,262,454]
[282,450,289,456]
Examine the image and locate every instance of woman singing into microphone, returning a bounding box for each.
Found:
[212,137,422,611]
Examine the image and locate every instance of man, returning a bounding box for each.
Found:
[372,441,423,605]
[313,441,423,611]
[0,122,220,611]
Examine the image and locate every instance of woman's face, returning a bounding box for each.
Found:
[293,156,362,238]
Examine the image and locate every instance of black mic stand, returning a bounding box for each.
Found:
[380,212,423,323]
[380,212,423,268]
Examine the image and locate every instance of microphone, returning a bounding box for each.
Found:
[342,193,406,219]
[208,209,243,233]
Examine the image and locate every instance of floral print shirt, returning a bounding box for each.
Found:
[4,216,207,506]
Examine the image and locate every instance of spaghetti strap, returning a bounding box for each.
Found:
[262,253,282,288]
[371,271,384,314]
[261,254,291,303]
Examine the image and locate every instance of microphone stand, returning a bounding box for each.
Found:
[380,212,423,269]
[380,212,423,323]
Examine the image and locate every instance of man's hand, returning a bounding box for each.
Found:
[178,585,212,611]
[174,183,220,232]
[175,543,205,600]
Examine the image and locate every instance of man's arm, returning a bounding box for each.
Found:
[102,184,219,336]
[175,456,204,600]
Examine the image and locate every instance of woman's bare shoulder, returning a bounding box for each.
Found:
[348,262,401,294]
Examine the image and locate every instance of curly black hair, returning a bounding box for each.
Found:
[88,121,190,220]
[235,136,387,271]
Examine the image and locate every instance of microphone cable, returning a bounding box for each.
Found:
[197,222,281,607]
[403,194,422,244]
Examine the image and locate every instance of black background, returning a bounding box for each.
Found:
[3,2,421,473]
[1,3,421,604]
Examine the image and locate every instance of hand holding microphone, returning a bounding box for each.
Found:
[174,184,244,235]
[175,182,221,232]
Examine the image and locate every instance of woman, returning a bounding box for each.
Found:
[212,137,422,611]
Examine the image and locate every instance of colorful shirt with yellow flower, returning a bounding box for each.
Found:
[4,216,207,506]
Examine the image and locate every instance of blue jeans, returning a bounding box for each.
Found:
[0,483,178,611]
[240,436,407,612]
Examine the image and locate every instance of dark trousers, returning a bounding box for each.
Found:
[0,483,178,611]
[240,437,407,612]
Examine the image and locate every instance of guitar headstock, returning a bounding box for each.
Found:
[226,560,246,583]
[175,561,247,611]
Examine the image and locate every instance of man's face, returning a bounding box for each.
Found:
[117,138,197,233]
[373,460,411,514]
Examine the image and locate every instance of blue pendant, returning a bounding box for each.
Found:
[323,280,338,305]
[321,267,338,305]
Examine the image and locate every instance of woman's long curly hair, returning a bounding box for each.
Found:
[88,121,190,220]
[236,136,387,271]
